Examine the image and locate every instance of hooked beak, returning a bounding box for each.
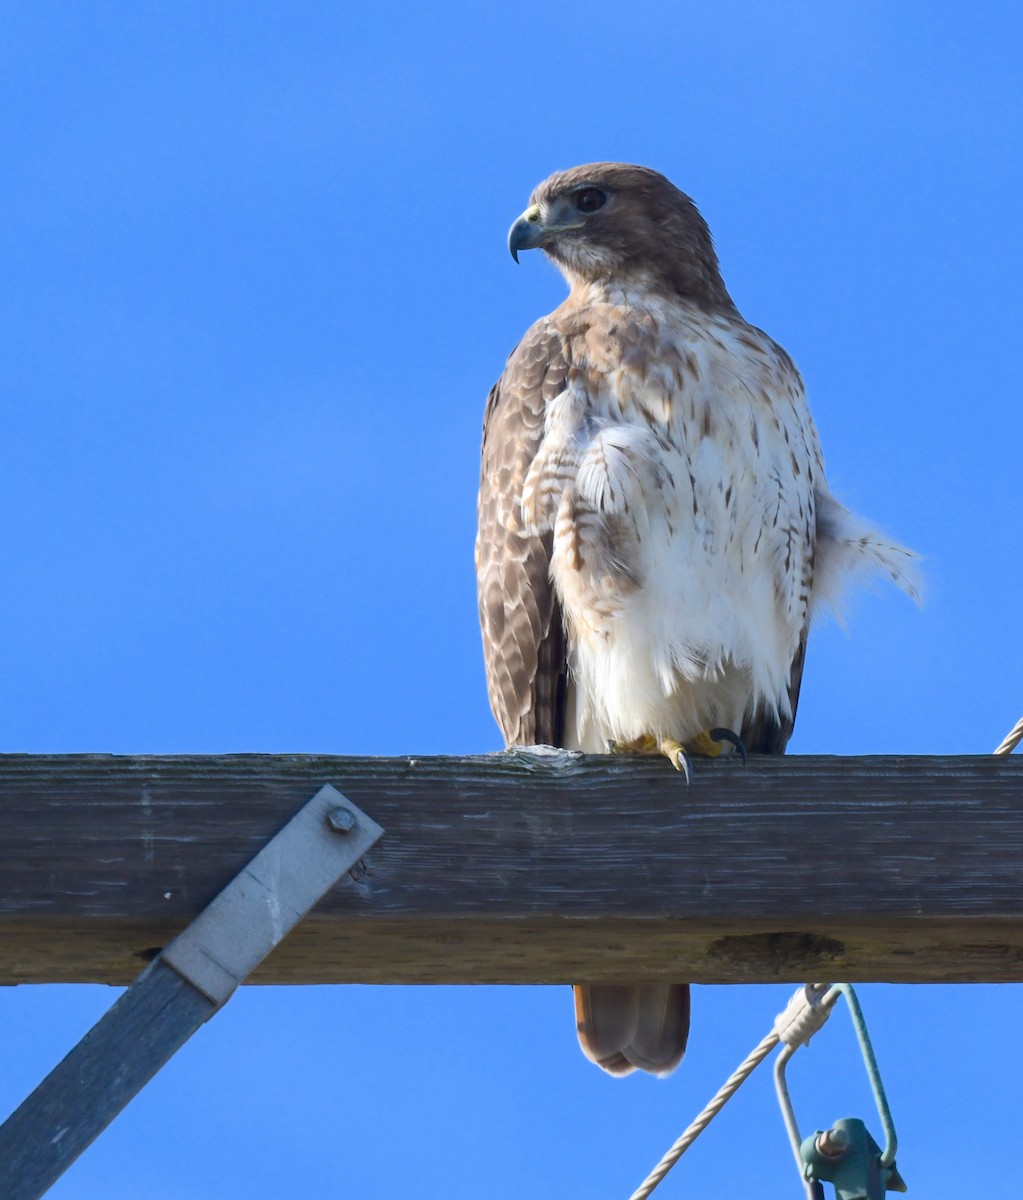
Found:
[508,205,545,263]
[507,200,584,262]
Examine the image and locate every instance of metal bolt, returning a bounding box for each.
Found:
[326,806,356,834]
[816,1128,850,1158]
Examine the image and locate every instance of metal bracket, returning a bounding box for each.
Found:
[0,784,383,1200]
[162,784,382,1006]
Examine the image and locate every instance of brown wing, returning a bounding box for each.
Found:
[742,475,815,756]
[740,630,807,755]
[476,323,569,747]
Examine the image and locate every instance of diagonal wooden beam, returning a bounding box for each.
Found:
[2,751,1022,985]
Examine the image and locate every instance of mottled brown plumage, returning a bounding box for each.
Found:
[478,335,569,746]
[476,163,919,1076]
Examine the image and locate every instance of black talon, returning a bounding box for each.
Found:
[709,727,747,765]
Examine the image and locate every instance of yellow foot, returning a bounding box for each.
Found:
[703,727,748,765]
[605,728,747,782]
[605,734,659,755]
[681,728,748,764]
[658,738,691,783]
[606,734,692,781]
[687,730,730,758]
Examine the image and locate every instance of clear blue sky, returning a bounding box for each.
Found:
[1,3,1020,1196]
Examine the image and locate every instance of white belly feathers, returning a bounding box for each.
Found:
[518,293,820,752]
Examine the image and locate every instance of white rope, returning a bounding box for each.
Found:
[627,1029,779,1200]
[773,982,834,1047]
[628,984,836,1200]
[993,715,1023,756]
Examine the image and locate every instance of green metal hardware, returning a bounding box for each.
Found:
[774,984,906,1200]
[800,1118,907,1200]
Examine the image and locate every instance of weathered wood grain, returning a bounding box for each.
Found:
[1,751,1021,984]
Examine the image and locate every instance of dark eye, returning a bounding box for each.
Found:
[572,187,607,214]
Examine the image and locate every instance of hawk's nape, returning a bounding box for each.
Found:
[476,163,920,1077]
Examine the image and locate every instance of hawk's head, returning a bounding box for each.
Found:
[508,162,734,311]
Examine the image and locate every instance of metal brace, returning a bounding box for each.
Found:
[0,783,383,1200]
[162,783,383,1005]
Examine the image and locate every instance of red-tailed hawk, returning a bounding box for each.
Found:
[476,163,919,1076]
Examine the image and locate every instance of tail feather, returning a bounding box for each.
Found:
[574,983,690,1077]
[812,487,922,616]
